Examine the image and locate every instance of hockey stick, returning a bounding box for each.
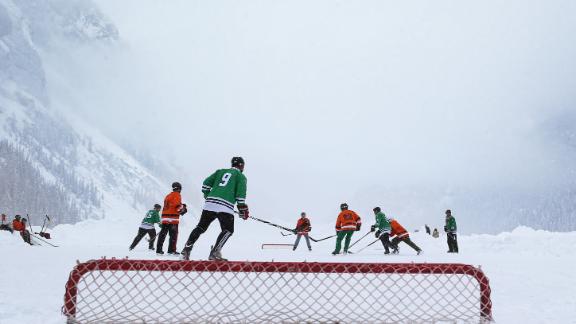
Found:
[27,214,33,232]
[30,233,58,247]
[248,215,297,234]
[309,234,336,242]
[351,238,380,254]
[236,211,335,242]
[281,231,294,236]
[348,231,372,249]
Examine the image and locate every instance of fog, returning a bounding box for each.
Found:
[55,0,576,232]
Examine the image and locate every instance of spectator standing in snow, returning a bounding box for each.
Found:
[425,224,431,235]
[0,214,13,233]
[292,212,312,251]
[444,210,458,253]
[130,204,161,251]
[432,228,439,238]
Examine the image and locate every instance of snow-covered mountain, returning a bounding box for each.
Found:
[0,0,174,224]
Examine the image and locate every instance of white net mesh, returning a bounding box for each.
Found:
[63,259,492,324]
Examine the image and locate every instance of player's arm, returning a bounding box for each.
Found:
[236,174,249,219]
[202,171,218,198]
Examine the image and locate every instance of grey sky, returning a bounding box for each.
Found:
[56,0,576,232]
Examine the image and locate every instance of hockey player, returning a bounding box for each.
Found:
[130,204,161,251]
[444,209,459,253]
[370,207,397,254]
[181,157,248,261]
[156,182,186,255]
[292,212,312,251]
[332,203,361,255]
[390,218,422,255]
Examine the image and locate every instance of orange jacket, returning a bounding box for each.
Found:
[161,191,182,224]
[336,210,361,231]
[12,220,24,231]
[390,219,409,238]
[295,217,311,234]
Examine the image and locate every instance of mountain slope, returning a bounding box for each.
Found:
[0,0,171,224]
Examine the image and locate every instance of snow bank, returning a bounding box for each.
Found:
[0,219,575,323]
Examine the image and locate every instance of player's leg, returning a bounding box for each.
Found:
[390,237,400,254]
[379,232,391,254]
[293,234,302,250]
[156,224,169,254]
[332,231,346,255]
[403,237,422,254]
[209,212,234,260]
[167,224,179,254]
[452,234,459,253]
[129,228,147,250]
[184,210,217,249]
[147,228,156,250]
[343,230,354,253]
[304,233,312,251]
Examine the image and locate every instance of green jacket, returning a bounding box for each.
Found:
[445,216,457,233]
[374,212,391,231]
[141,210,160,227]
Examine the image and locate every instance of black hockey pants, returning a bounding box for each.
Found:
[391,236,422,253]
[185,210,234,253]
[130,227,157,250]
[156,223,179,253]
[447,233,459,253]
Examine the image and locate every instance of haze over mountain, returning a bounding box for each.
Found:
[0,0,181,224]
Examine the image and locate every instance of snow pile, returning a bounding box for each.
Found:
[1,217,575,323]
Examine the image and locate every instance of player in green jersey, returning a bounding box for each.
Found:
[181,157,249,261]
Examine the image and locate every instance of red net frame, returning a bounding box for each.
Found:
[63,259,492,323]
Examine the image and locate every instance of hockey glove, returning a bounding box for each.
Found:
[356,223,362,231]
[370,225,376,232]
[238,204,249,220]
[375,230,381,238]
[443,226,448,232]
[179,204,188,216]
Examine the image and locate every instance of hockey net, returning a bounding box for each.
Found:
[62,259,492,323]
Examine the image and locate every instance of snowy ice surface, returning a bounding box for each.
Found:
[0,217,575,324]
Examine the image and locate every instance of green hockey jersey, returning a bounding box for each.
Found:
[140,209,160,229]
[202,167,247,213]
[374,212,391,232]
[445,216,457,233]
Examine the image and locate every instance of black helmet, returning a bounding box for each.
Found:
[172,182,182,191]
[340,203,348,210]
[154,204,161,209]
[15,215,21,220]
[373,207,381,213]
[445,209,452,215]
[231,157,245,168]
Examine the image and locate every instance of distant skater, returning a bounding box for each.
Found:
[293,212,312,251]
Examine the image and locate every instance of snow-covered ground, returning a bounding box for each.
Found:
[1,216,575,323]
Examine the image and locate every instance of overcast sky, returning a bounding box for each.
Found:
[58,0,576,232]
